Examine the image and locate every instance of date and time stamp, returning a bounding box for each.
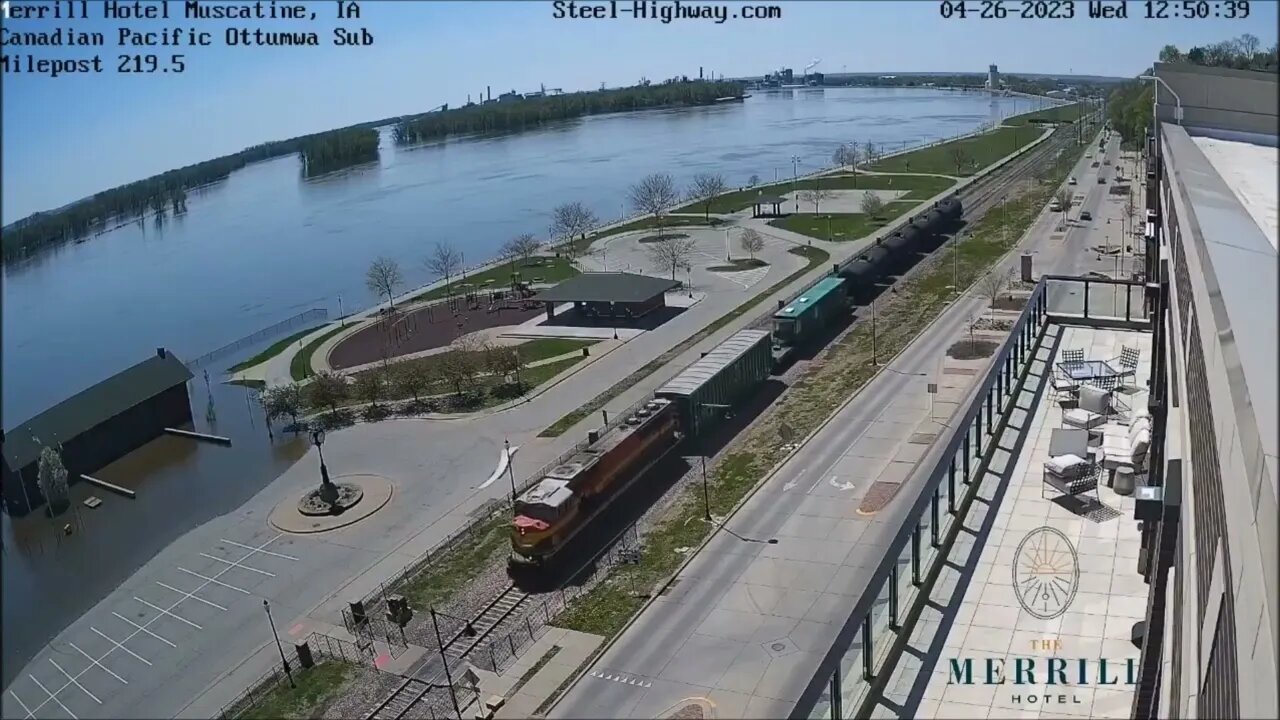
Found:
[0,0,1258,80]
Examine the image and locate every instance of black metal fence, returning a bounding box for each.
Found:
[191,307,329,370]
[217,631,373,720]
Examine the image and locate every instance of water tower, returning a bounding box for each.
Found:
[986,64,1001,90]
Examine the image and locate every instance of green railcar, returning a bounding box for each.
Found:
[655,329,772,438]
[772,276,848,347]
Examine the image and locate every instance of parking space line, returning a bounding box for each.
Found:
[110,612,176,649]
[9,689,34,717]
[133,597,202,630]
[69,643,127,685]
[198,552,275,577]
[90,627,154,665]
[155,581,228,612]
[217,538,298,561]
[48,659,101,705]
[28,675,78,719]
[24,534,284,717]
[177,567,250,594]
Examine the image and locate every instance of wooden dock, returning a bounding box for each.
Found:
[164,428,232,445]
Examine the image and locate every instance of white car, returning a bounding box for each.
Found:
[1068,177,1077,185]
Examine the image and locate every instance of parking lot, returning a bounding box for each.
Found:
[4,529,301,720]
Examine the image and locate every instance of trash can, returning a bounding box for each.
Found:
[1114,467,1136,496]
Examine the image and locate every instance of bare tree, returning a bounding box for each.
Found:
[392,360,432,404]
[977,268,1012,321]
[860,190,886,219]
[646,235,697,280]
[498,237,522,271]
[862,140,878,167]
[739,228,765,260]
[36,445,69,513]
[1123,193,1139,245]
[950,147,972,176]
[550,202,599,258]
[832,143,859,171]
[629,173,680,241]
[508,233,541,266]
[425,241,464,297]
[305,371,349,414]
[799,186,833,214]
[688,173,727,222]
[353,368,387,409]
[747,174,761,188]
[261,383,304,429]
[365,256,404,310]
[1055,188,1074,225]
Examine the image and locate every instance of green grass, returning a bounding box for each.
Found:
[516,338,597,362]
[412,256,579,303]
[289,324,350,381]
[673,174,954,215]
[227,325,326,373]
[1005,102,1085,126]
[551,127,1087,641]
[766,202,917,242]
[538,245,829,438]
[238,661,355,720]
[399,512,511,611]
[869,125,1044,177]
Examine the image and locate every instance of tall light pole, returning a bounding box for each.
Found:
[429,608,466,720]
[311,428,336,509]
[263,600,295,688]
[791,155,801,212]
[504,439,518,506]
[701,456,712,521]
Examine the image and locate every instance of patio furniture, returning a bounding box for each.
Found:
[1063,385,1112,430]
[1059,360,1122,386]
[1113,345,1141,390]
[1113,466,1137,496]
[1101,410,1152,473]
[1043,455,1101,500]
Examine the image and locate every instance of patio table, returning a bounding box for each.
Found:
[1058,359,1120,382]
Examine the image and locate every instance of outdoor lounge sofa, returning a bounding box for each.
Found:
[1100,409,1152,472]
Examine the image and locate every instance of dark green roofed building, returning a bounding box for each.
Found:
[1,348,194,516]
[537,272,681,323]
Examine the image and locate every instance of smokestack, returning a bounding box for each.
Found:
[157,347,167,359]
[487,85,491,101]
[699,66,703,80]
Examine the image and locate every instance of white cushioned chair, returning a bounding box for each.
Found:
[1063,385,1111,430]
[1102,414,1152,471]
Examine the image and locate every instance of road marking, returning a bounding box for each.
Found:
[48,659,101,705]
[111,612,176,648]
[587,670,652,688]
[134,596,203,630]
[7,690,33,718]
[29,675,78,719]
[199,552,275,577]
[90,628,152,666]
[828,477,857,492]
[24,534,283,717]
[808,474,826,493]
[177,567,250,594]
[155,581,228,611]
[217,538,299,562]
[69,643,127,684]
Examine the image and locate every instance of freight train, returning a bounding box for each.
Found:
[509,194,963,568]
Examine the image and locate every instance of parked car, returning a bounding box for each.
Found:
[1098,176,1107,184]
[1069,177,1077,185]
[1080,211,1092,221]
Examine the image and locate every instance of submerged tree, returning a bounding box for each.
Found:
[37,445,69,515]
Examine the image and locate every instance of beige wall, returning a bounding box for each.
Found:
[1153,62,1279,137]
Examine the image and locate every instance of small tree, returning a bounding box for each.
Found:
[629,173,679,241]
[483,341,525,389]
[425,241,463,297]
[646,235,697,280]
[950,147,971,176]
[365,257,404,310]
[688,173,727,222]
[306,371,349,414]
[747,174,761,188]
[353,368,387,409]
[862,140,878,166]
[739,228,765,260]
[498,237,522,271]
[978,268,1011,321]
[392,360,432,404]
[438,337,482,397]
[261,383,304,429]
[36,445,69,514]
[509,233,541,266]
[550,202,598,258]
[1055,188,1074,225]
[799,186,833,214]
[860,190,886,219]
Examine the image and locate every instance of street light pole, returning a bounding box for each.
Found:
[430,608,465,720]
[791,155,800,212]
[505,439,517,506]
[870,299,878,367]
[701,456,712,521]
[263,600,295,688]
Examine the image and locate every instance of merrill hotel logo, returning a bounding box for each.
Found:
[946,526,1137,706]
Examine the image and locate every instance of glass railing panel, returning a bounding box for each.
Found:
[835,624,866,719]
[1046,277,1085,316]
[897,530,918,613]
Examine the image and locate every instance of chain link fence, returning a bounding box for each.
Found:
[217,631,375,720]
[190,307,329,370]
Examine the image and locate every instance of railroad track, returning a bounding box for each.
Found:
[445,584,532,659]
[367,677,436,720]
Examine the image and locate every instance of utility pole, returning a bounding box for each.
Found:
[791,156,801,212]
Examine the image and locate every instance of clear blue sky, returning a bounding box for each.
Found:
[3,0,1275,222]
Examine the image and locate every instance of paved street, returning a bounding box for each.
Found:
[548,130,1123,719]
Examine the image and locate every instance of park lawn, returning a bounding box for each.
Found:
[238,661,355,720]
[289,324,350,381]
[227,325,326,373]
[767,201,918,242]
[869,125,1043,177]
[539,245,829,438]
[411,256,579,303]
[552,127,1087,643]
[579,215,724,252]
[673,174,955,216]
[1005,102,1085,126]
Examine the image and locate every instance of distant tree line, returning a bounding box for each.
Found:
[301,128,380,177]
[1107,33,1277,147]
[392,80,744,145]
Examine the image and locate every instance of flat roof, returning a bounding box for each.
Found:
[1192,135,1278,251]
[656,329,770,397]
[776,277,844,318]
[754,196,786,205]
[536,272,680,305]
[3,350,193,471]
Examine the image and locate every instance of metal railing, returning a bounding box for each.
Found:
[190,307,329,370]
[217,631,375,719]
[790,275,1152,719]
